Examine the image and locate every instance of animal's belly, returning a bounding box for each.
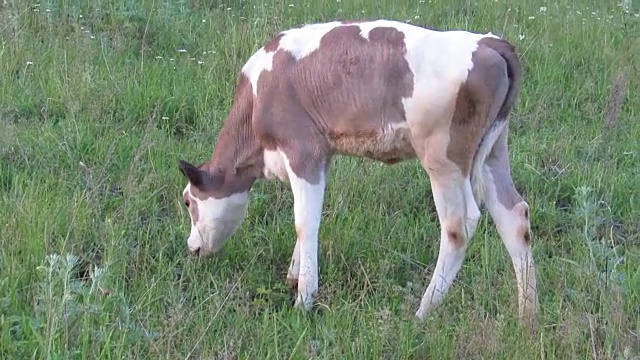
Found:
[328,123,417,164]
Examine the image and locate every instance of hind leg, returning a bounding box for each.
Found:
[415,141,482,320]
[483,129,538,326]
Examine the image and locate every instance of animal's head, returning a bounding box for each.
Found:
[178,160,250,257]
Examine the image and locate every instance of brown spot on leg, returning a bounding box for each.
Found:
[443,216,467,249]
[523,230,531,244]
[447,230,464,248]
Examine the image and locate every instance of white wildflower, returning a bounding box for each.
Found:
[519,34,525,40]
[197,61,204,65]
[155,56,162,59]
[162,116,169,120]
[202,19,206,23]
[178,49,187,53]
[26,61,34,65]
[528,16,535,20]
[539,6,547,13]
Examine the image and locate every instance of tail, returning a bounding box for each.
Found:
[470,37,522,205]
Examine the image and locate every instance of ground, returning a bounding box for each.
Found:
[0,0,638,359]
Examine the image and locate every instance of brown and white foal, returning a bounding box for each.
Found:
[178,20,538,325]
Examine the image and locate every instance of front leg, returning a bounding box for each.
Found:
[281,151,327,310]
[286,238,300,287]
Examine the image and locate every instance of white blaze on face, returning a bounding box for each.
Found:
[183,183,250,256]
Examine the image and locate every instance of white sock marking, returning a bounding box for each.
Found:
[280,151,325,309]
[482,165,538,319]
[416,177,480,320]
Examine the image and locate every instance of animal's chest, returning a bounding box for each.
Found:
[328,122,417,164]
[262,149,290,181]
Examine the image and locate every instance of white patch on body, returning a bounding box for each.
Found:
[278,21,343,60]
[381,121,411,147]
[241,48,274,96]
[280,151,325,309]
[372,20,499,130]
[183,184,250,256]
[263,149,289,181]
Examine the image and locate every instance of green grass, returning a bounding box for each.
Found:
[1,0,638,358]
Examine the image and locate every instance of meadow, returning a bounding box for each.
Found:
[1,0,638,358]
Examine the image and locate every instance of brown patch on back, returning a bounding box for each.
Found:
[447,40,511,176]
[263,33,283,52]
[253,25,416,182]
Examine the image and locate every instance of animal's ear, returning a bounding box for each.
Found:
[179,160,207,188]
[180,160,224,190]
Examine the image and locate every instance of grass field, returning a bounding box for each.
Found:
[1,0,639,358]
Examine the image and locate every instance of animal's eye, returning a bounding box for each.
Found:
[184,200,190,207]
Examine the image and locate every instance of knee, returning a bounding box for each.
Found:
[443,216,468,249]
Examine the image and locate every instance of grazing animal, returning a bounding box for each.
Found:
[178,19,538,325]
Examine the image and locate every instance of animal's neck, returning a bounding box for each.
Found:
[209,114,261,176]
[207,75,264,194]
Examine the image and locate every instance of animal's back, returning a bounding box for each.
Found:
[242,20,500,164]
